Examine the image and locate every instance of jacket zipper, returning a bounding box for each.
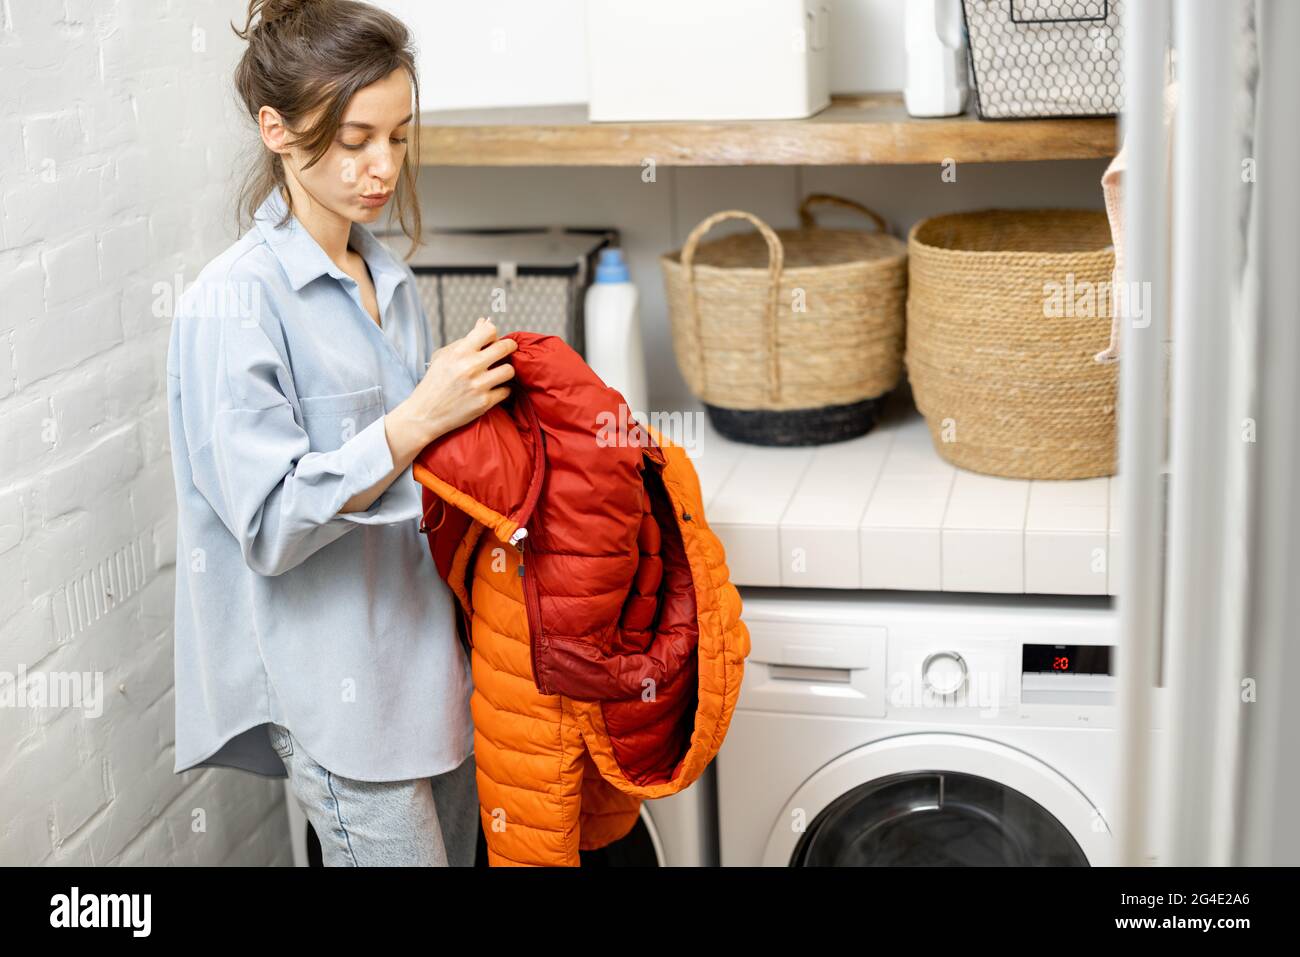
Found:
[514,529,546,694]
[511,390,548,694]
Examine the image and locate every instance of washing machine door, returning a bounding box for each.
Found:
[766,733,1110,866]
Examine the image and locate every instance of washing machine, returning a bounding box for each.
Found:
[719,587,1159,866]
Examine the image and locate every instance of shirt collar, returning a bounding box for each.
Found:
[254,188,409,310]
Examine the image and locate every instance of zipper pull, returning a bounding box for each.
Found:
[509,526,528,576]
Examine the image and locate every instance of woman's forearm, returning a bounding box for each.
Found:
[338,404,443,514]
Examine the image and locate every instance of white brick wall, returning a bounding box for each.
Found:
[0,0,290,866]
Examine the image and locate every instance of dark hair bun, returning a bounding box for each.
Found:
[233,0,322,40]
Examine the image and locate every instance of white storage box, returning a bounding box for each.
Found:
[586,0,831,122]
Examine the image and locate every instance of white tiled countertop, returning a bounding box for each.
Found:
[655,393,1120,596]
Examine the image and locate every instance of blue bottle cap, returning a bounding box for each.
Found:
[595,247,630,283]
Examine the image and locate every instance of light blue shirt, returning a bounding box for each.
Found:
[165,187,473,781]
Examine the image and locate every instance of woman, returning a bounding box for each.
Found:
[164,0,516,866]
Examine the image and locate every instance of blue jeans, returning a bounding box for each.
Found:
[266,722,478,866]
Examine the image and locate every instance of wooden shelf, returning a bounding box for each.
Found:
[417,93,1117,168]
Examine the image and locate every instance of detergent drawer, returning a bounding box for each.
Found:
[739,619,887,718]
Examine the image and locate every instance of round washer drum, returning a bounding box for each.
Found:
[791,770,1089,866]
[761,732,1112,867]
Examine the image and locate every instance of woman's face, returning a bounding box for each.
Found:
[268,67,413,224]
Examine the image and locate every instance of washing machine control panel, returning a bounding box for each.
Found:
[734,594,1119,728]
[885,636,1118,727]
[1020,643,1116,716]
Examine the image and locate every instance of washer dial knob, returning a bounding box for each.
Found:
[921,650,968,697]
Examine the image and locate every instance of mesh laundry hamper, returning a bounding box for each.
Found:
[961,0,1125,118]
[378,227,618,357]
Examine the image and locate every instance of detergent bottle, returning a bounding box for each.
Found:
[583,247,649,426]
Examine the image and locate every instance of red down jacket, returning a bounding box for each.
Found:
[412,332,750,865]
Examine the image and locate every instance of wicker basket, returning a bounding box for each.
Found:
[906,208,1118,479]
[661,194,908,446]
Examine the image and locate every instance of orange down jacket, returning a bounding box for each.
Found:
[411,332,750,866]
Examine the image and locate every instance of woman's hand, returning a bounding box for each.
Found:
[341,320,516,516]
[384,317,519,464]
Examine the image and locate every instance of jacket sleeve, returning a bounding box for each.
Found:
[176,275,418,578]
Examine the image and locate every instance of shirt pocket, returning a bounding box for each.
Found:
[297,384,386,452]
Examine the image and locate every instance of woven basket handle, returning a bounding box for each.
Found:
[680,210,786,405]
[797,193,889,233]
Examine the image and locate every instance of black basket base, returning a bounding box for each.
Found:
[704,396,884,447]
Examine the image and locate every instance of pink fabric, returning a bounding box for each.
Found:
[1094,149,1126,363]
[1094,79,1178,364]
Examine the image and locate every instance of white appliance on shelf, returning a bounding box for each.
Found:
[585,0,831,122]
[718,587,1167,866]
[904,0,968,117]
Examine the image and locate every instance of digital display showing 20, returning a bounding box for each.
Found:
[1021,644,1112,675]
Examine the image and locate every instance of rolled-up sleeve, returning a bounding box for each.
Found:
[177,276,417,577]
